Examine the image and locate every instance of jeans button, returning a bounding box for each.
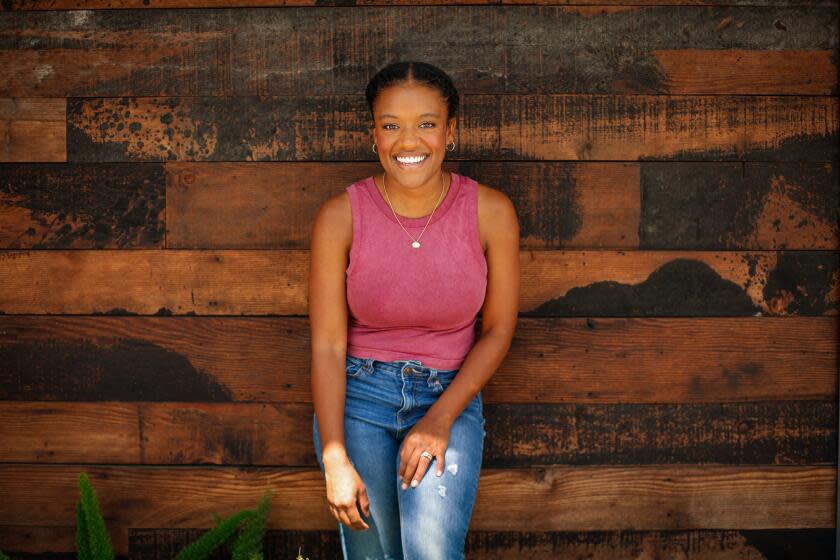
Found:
[402,366,411,374]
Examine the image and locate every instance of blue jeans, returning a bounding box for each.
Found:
[313,354,486,560]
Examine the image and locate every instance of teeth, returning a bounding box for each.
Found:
[396,155,427,164]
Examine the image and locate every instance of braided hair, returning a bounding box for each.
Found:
[365,61,459,124]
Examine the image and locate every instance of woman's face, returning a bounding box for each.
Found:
[371,81,455,189]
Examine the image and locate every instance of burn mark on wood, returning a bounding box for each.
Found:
[0,338,232,401]
[67,96,368,162]
[640,162,838,249]
[531,258,759,316]
[763,251,839,315]
[0,163,165,248]
[458,161,583,246]
[481,401,835,467]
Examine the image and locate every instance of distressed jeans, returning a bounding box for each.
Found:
[313,354,486,560]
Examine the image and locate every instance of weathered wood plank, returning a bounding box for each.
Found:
[0,402,139,463]
[0,7,835,96]
[2,400,833,466]
[0,99,65,162]
[462,94,838,162]
[639,161,838,249]
[1,250,835,316]
[61,95,838,162]
[165,161,641,250]
[2,0,839,7]
[126,527,837,560]
[0,465,832,555]
[3,161,833,250]
[0,162,165,248]
[7,526,831,560]
[0,316,834,403]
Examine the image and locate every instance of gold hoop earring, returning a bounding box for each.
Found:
[372,143,378,154]
[446,142,455,152]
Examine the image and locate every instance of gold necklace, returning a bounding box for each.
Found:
[380,170,446,249]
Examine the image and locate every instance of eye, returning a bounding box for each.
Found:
[420,122,435,128]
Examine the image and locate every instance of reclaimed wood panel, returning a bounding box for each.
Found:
[2,0,839,8]
[0,162,165,248]
[61,95,839,162]
[6,525,834,560]
[5,161,833,251]
[0,465,833,555]
[0,402,139,463]
[1,250,836,316]
[128,527,836,560]
[0,7,836,97]
[0,400,833,466]
[0,316,835,403]
[0,98,65,162]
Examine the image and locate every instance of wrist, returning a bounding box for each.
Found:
[322,448,351,467]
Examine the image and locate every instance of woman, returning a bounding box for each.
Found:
[309,61,520,560]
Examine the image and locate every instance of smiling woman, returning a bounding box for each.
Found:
[309,61,520,560]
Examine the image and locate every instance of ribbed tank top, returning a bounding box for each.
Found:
[345,171,488,370]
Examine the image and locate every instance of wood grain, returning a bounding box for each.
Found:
[1,250,836,316]
[0,98,65,162]
[127,527,836,560]
[0,7,835,96]
[58,95,838,162]
[0,316,835,403]
[0,400,833,466]
[0,464,833,554]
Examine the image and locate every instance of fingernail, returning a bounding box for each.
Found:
[411,479,418,487]
[436,470,442,476]
[402,482,407,490]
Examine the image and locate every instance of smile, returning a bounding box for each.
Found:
[394,154,428,168]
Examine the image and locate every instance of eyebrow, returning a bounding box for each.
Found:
[379,112,440,119]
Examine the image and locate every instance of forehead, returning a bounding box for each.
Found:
[374,83,446,118]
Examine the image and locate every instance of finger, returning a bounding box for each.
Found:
[337,508,353,528]
[359,488,371,518]
[435,449,445,477]
[401,447,422,489]
[408,449,433,488]
[398,442,411,480]
[410,453,431,488]
[346,502,370,530]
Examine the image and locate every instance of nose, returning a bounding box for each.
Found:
[397,126,421,145]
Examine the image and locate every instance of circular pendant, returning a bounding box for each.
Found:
[411,241,421,248]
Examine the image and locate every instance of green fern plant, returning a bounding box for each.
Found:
[75,472,115,560]
[229,490,272,560]
[174,509,256,560]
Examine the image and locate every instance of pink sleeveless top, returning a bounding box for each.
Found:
[345,171,487,370]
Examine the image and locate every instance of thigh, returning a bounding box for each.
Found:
[396,395,485,560]
[313,413,404,560]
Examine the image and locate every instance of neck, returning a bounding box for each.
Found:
[380,171,448,216]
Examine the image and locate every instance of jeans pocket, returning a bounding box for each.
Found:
[345,355,367,377]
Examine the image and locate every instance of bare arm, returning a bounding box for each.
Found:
[427,185,520,426]
[309,191,353,468]
[397,184,520,489]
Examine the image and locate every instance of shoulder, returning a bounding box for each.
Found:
[312,187,353,253]
[476,181,519,251]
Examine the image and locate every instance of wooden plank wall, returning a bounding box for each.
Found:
[0,2,838,559]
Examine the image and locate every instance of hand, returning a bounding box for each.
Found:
[323,458,370,530]
[399,413,452,490]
